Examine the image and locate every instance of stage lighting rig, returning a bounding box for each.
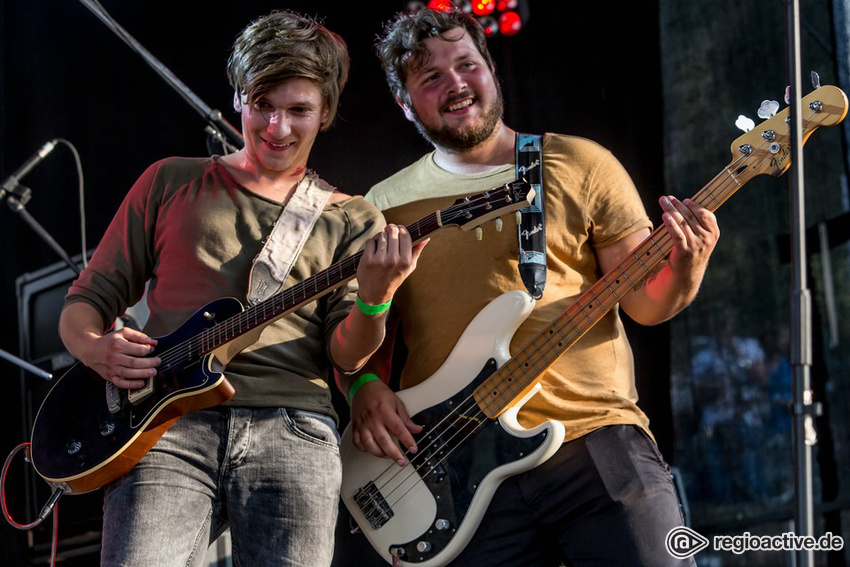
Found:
[406,0,529,37]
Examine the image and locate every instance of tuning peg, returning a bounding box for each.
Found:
[735,115,755,133]
[811,71,821,89]
[785,86,791,105]
[494,217,503,232]
[515,211,522,225]
[757,100,780,119]
[474,227,483,241]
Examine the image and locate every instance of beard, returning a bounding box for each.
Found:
[411,92,504,152]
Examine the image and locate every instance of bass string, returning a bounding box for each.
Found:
[370,126,790,510]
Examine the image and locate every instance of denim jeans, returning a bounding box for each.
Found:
[101,407,342,567]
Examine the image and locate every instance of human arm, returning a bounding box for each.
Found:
[57,163,168,388]
[601,195,719,325]
[59,301,159,389]
[335,309,422,466]
[329,223,428,373]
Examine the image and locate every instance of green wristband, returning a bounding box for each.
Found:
[348,373,381,405]
[356,293,392,316]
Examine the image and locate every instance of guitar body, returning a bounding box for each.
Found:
[30,297,240,494]
[340,291,566,566]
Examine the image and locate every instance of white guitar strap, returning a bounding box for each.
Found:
[247,171,336,305]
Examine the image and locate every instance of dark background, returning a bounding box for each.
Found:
[1,0,667,564]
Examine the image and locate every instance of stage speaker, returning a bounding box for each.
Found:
[14,253,103,565]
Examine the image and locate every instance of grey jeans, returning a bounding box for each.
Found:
[100,407,342,567]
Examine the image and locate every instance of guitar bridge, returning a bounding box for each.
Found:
[354,481,394,529]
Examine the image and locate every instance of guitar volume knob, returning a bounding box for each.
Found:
[66,440,82,455]
[100,421,115,436]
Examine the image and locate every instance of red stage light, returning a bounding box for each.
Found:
[498,11,522,36]
[413,0,527,38]
[427,0,454,12]
[496,0,517,10]
[472,0,496,16]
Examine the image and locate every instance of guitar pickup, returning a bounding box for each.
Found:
[127,377,154,405]
[354,481,394,529]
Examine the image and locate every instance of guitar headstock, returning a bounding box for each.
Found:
[439,179,535,232]
[731,85,848,179]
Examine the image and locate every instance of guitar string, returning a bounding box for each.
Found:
[365,115,808,515]
[372,140,767,511]
[152,189,515,370]
[363,144,765,505]
[402,98,823,507]
[139,186,528,374]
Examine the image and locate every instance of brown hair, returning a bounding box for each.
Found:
[227,11,350,130]
[376,8,495,106]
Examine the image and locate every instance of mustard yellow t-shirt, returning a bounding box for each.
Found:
[367,133,653,441]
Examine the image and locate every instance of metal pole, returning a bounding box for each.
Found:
[785,1,816,565]
[76,0,243,153]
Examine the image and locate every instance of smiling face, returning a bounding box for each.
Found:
[239,77,329,177]
[401,27,504,152]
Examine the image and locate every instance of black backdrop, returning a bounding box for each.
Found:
[0,0,664,563]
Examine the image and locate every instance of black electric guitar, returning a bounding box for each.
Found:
[339,85,848,566]
[29,179,534,495]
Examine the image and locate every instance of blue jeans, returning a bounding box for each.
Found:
[101,407,342,567]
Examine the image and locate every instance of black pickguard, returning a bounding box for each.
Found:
[389,359,550,563]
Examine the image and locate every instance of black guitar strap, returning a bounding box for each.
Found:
[516,132,546,299]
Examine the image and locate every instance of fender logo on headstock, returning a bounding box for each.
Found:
[770,143,792,171]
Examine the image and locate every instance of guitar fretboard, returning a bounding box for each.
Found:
[473,88,846,418]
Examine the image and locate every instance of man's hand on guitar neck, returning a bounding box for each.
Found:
[349,379,422,467]
[606,195,719,326]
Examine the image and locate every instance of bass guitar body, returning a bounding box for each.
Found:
[30,298,240,494]
[341,291,566,566]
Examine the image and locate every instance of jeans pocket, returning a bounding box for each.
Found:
[282,409,340,450]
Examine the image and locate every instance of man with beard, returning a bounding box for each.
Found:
[337,7,719,567]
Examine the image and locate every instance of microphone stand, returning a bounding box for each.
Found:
[76,0,243,154]
[0,348,52,381]
[6,191,82,278]
[785,2,818,565]
[0,186,72,381]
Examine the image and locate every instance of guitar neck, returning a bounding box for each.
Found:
[472,134,774,418]
[152,178,534,373]
[196,213,442,354]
